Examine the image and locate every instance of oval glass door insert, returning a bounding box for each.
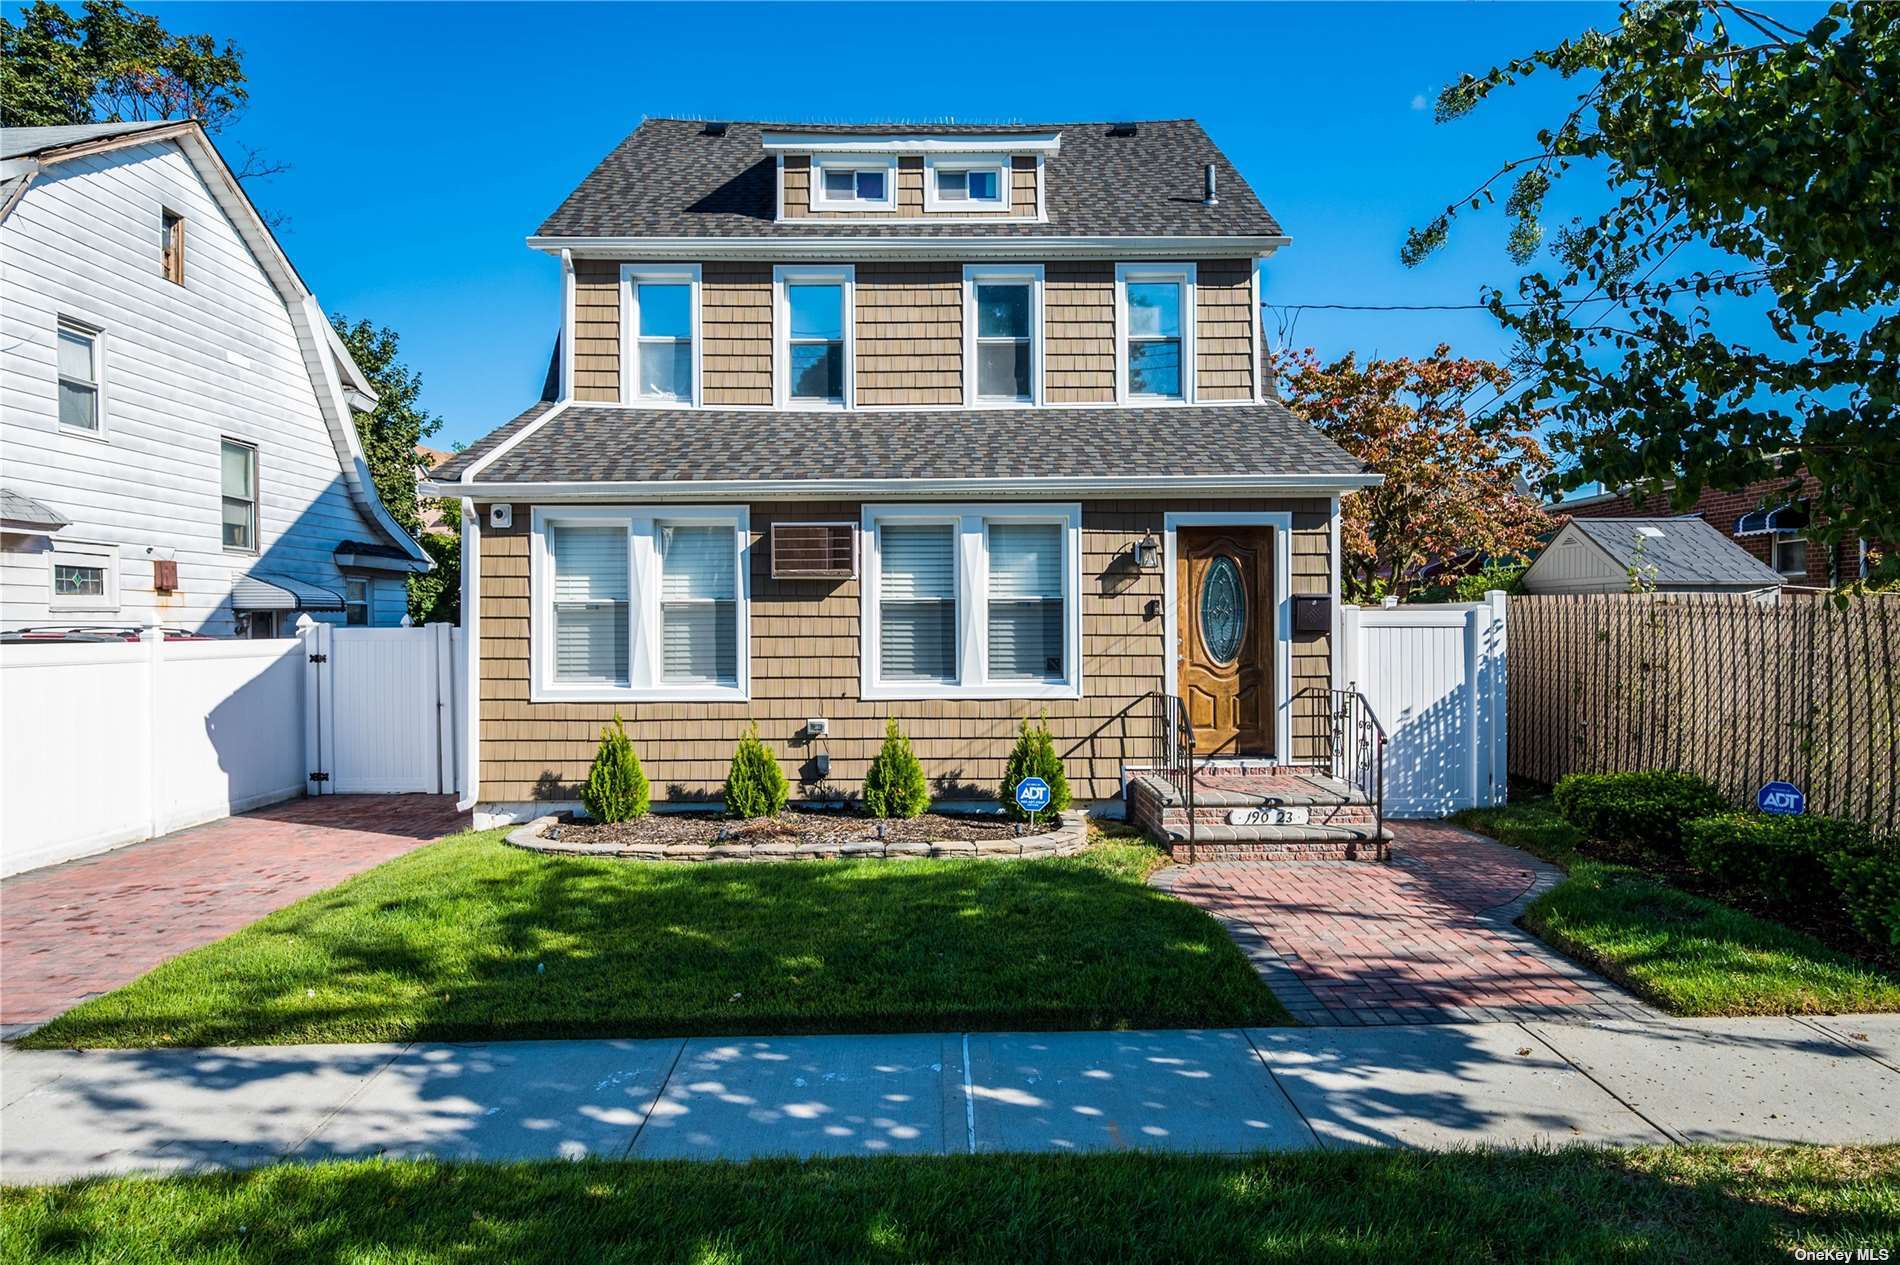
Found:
[1200,555,1246,664]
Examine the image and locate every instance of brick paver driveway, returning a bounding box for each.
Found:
[1158,820,1655,1026]
[2,795,468,1033]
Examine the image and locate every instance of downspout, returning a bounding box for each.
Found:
[456,497,482,812]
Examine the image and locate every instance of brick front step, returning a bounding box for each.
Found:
[1125,772,1388,862]
[1164,836,1386,862]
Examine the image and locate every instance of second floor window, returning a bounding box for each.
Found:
[221,438,257,552]
[635,282,691,401]
[1118,264,1196,402]
[344,578,370,626]
[57,320,101,432]
[966,267,1042,404]
[778,267,852,407]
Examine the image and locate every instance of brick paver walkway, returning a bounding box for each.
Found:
[2,796,467,1033]
[1156,820,1655,1026]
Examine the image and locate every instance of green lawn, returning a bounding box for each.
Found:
[1452,798,1900,1016]
[4,1147,1895,1264]
[20,830,1285,1049]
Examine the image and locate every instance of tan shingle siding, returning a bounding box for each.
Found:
[780,154,1038,219]
[856,263,962,405]
[1044,261,1115,403]
[703,262,772,405]
[572,260,619,402]
[474,498,1333,802]
[1196,258,1254,401]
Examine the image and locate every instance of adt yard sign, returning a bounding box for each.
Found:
[1758,781,1806,816]
[1014,777,1053,815]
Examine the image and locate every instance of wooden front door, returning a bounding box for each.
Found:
[1177,527,1273,756]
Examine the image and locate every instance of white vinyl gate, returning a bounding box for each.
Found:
[1337,592,1508,818]
[304,622,464,795]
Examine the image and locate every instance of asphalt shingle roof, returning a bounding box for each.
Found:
[537,118,1282,240]
[1,120,180,161]
[433,401,1363,486]
[1568,517,1786,587]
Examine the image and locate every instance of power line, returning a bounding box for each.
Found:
[1258,300,1538,312]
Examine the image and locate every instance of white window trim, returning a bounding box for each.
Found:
[56,317,107,438]
[1162,511,1294,760]
[860,502,1082,702]
[773,264,855,410]
[924,154,1009,213]
[962,265,1043,407]
[220,437,259,556]
[1114,263,1198,404]
[530,504,751,703]
[47,539,121,613]
[619,263,703,407]
[810,154,898,212]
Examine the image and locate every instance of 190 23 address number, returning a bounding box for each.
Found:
[1227,807,1309,826]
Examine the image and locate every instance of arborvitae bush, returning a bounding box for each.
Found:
[581,713,649,823]
[862,718,930,819]
[998,713,1072,822]
[722,724,789,819]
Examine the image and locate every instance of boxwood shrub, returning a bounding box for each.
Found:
[1682,811,1869,907]
[1824,842,1900,948]
[1552,771,1729,854]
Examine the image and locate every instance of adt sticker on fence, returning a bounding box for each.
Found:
[1757,781,1805,816]
[1014,777,1052,814]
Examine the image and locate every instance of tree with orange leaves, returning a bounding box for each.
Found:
[1276,344,1553,601]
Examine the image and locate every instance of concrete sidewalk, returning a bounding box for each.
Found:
[3,1015,1895,1183]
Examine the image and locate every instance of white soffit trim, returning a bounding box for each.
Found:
[761,131,1062,154]
[528,234,1292,261]
[422,473,1384,502]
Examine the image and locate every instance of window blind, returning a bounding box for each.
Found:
[988,523,1064,681]
[879,523,955,682]
[660,525,737,683]
[550,524,628,683]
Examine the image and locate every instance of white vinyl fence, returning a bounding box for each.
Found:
[1338,592,1508,818]
[1,622,463,877]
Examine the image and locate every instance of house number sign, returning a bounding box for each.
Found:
[1228,806,1310,826]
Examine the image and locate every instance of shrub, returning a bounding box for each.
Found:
[722,724,789,819]
[1683,811,1869,906]
[581,714,649,823]
[1824,842,1900,948]
[998,713,1072,822]
[1553,770,1728,854]
[862,719,930,819]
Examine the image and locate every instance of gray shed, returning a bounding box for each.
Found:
[1520,517,1787,595]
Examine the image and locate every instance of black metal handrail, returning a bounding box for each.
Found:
[1145,690,1198,862]
[1291,686,1389,859]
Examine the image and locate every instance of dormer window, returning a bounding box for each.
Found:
[811,156,896,211]
[925,156,1007,212]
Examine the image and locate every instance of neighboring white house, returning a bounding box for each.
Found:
[1521,516,1787,597]
[0,120,428,636]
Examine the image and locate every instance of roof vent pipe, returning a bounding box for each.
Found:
[1203,164,1218,206]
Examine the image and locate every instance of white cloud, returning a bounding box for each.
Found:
[1411,93,1429,112]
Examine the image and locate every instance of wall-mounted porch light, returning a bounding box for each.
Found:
[1134,531,1161,570]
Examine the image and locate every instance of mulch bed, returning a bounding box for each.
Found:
[546,809,1057,848]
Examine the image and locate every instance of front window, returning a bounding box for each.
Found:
[777,267,852,407]
[1118,265,1196,402]
[344,578,370,626]
[534,508,749,701]
[1774,533,1808,578]
[57,320,100,431]
[221,438,257,552]
[862,505,1080,700]
[974,282,1032,402]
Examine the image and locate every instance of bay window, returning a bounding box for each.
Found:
[861,504,1081,700]
[534,506,749,701]
[1116,263,1196,402]
[964,265,1042,405]
[775,265,853,408]
[622,264,700,405]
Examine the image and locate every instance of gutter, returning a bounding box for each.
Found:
[527,233,1292,261]
[422,472,1383,503]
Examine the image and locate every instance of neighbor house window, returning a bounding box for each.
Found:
[1773,533,1808,578]
[811,156,896,211]
[344,578,370,626]
[862,504,1080,700]
[926,157,1006,211]
[533,507,749,701]
[623,264,700,405]
[1116,264,1196,402]
[57,320,101,432]
[161,209,185,285]
[47,541,119,613]
[220,438,257,552]
[965,266,1041,404]
[776,266,852,407]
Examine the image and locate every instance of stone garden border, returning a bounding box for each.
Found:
[503,812,1089,863]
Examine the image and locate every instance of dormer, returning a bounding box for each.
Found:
[764,130,1057,223]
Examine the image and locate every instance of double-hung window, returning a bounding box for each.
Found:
[926,157,1006,211]
[1773,533,1808,578]
[862,504,1081,700]
[623,264,700,405]
[534,507,749,701]
[57,319,102,432]
[344,578,371,626]
[1116,264,1196,402]
[811,156,895,211]
[221,438,258,553]
[776,265,852,408]
[964,266,1041,404]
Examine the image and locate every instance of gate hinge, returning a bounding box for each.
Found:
[309,772,330,783]
[308,653,328,663]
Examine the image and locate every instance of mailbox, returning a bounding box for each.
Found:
[1292,595,1332,632]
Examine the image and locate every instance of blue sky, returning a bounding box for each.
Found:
[29,1,1811,449]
